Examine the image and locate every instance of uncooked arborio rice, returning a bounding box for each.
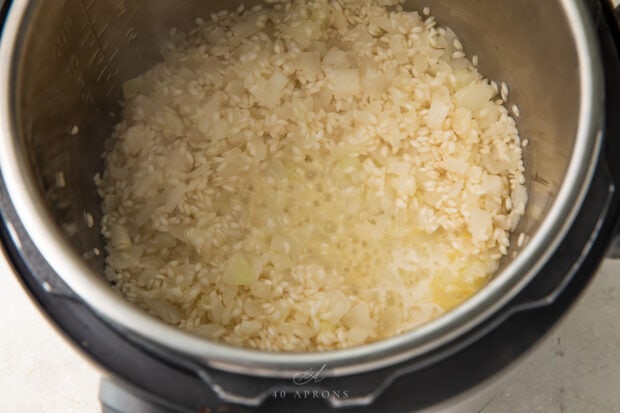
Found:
[96,0,527,351]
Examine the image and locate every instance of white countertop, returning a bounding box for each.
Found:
[0,249,99,412]
[1,248,619,412]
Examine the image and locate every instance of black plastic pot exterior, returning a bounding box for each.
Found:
[1,0,620,412]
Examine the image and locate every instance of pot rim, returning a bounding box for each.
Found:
[0,0,604,377]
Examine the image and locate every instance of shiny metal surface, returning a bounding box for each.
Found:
[0,0,604,380]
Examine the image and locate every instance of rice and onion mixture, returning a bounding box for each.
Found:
[96,0,527,351]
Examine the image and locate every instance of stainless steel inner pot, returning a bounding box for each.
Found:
[0,0,603,376]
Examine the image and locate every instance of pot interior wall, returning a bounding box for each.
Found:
[14,0,580,285]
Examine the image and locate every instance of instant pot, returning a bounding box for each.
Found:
[1,0,620,411]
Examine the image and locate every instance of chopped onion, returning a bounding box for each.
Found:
[110,224,132,249]
[223,254,256,286]
[330,69,361,98]
[296,51,322,78]
[427,86,451,129]
[455,82,495,112]
[122,76,143,99]
[467,207,492,242]
[323,48,351,69]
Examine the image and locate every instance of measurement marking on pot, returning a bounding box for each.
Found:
[116,1,127,17]
[97,65,111,83]
[85,34,97,49]
[80,31,94,48]
[126,27,138,43]
[53,17,74,60]
[57,17,72,48]
[88,49,101,67]
[89,49,105,67]
[106,82,118,99]
[97,22,111,38]
[108,48,120,63]
[78,0,118,88]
